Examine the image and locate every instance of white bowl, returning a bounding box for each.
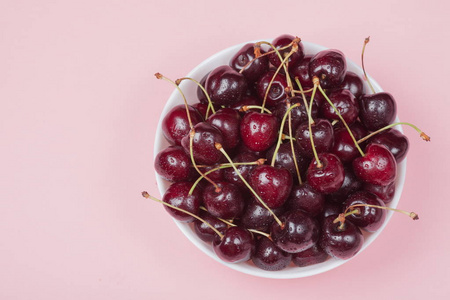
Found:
[154,39,406,279]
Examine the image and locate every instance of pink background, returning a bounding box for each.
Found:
[1,0,448,299]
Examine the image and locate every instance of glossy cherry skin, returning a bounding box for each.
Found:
[321,89,359,125]
[344,191,386,232]
[154,146,195,182]
[292,243,328,267]
[256,69,288,108]
[181,122,224,165]
[266,142,309,180]
[207,108,241,150]
[331,124,367,164]
[213,227,255,263]
[203,181,245,219]
[358,92,397,131]
[290,55,313,89]
[364,182,395,204]
[320,215,364,259]
[327,166,362,203]
[295,119,334,158]
[353,143,397,186]
[273,96,319,133]
[309,49,347,89]
[271,209,320,253]
[230,43,269,83]
[319,201,343,224]
[307,153,345,194]
[338,71,364,98]
[223,152,259,189]
[197,72,210,104]
[369,128,409,163]
[162,181,202,222]
[239,200,285,232]
[194,210,228,242]
[252,237,292,271]
[287,183,325,217]
[205,65,248,106]
[240,111,279,152]
[230,95,261,116]
[249,165,293,209]
[162,104,203,145]
[268,34,305,70]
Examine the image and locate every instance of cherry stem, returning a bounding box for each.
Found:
[155,73,194,129]
[188,159,266,195]
[314,78,366,157]
[215,143,283,227]
[288,104,302,185]
[357,122,431,143]
[308,83,322,168]
[346,204,419,220]
[240,105,272,114]
[282,134,296,141]
[333,209,361,230]
[238,42,292,75]
[294,77,312,121]
[142,191,224,239]
[271,102,301,167]
[361,36,376,94]
[176,77,216,116]
[291,88,315,94]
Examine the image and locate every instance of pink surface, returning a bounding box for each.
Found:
[0,0,448,299]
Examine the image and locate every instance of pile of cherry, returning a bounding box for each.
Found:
[145,34,428,271]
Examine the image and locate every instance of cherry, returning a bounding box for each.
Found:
[239,200,286,232]
[240,111,279,152]
[295,119,335,158]
[287,183,325,217]
[273,96,319,133]
[154,145,195,182]
[197,165,224,182]
[213,227,255,263]
[363,182,395,204]
[319,201,343,223]
[205,65,248,106]
[207,108,242,150]
[268,34,305,70]
[358,92,397,131]
[194,210,228,242]
[309,50,347,89]
[326,166,362,203]
[270,209,320,253]
[196,72,210,104]
[290,55,313,89]
[162,104,203,146]
[230,43,269,83]
[181,122,224,165]
[331,125,366,164]
[321,89,359,125]
[265,142,309,180]
[223,152,259,189]
[256,69,288,108]
[292,243,328,267]
[338,71,364,98]
[320,215,364,259]
[249,165,293,209]
[230,95,261,115]
[353,143,397,186]
[162,181,202,222]
[307,153,345,194]
[368,128,409,163]
[344,191,386,232]
[252,236,292,271]
[203,181,245,219]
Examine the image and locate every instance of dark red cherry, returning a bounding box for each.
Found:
[207,108,241,150]
[327,166,363,203]
[292,243,328,267]
[154,146,195,182]
[270,209,320,253]
[252,237,292,271]
[191,102,209,120]
[213,227,255,263]
[181,122,224,165]
[273,96,319,133]
[203,182,245,219]
[197,72,210,104]
[331,123,367,164]
[230,43,269,83]
[338,71,364,98]
[295,119,334,158]
[249,165,293,209]
[194,210,228,242]
[268,34,305,70]
[240,111,279,152]
[358,92,397,131]
[307,153,345,194]
[353,143,397,186]
[309,50,347,89]
[287,183,325,217]
[321,89,359,125]
[363,182,395,204]
[223,152,259,189]
[319,201,343,223]
[239,200,286,232]
[162,104,203,145]
[162,181,202,222]
[344,191,386,232]
[256,69,288,108]
[320,215,364,259]
[265,142,309,180]
[368,128,409,163]
[230,95,261,116]
[205,65,248,106]
[290,55,313,89]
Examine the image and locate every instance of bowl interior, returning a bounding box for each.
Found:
[153,40,406,279]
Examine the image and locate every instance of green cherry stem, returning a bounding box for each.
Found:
[361,36,376,94]
[240,105,272,114]
[176,77,216,116]
[357,122,431,144]
[288,106,302,185]
[308,83,322,168]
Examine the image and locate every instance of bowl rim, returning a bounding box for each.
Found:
[153,39,406,279]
